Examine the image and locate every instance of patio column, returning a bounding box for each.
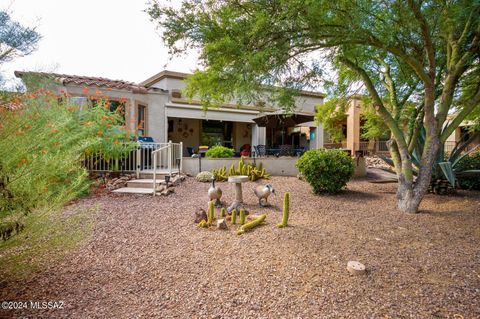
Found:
[251,124,266,147]
[309,123,324,149]
[346,99,361,154]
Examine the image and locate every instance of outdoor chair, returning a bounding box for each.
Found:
[254,145,267,157]
[240,144,251,157]
[279,144,293,156]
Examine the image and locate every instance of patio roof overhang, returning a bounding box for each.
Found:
[165,102,259,123]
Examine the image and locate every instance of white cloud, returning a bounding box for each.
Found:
[1,0,199,86]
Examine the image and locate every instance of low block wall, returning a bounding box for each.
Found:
[182,157,367,177]
[182,157,299,176]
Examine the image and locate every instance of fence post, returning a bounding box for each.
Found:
[153,152,157,196]
[179,141,183,175]
[168,140,172,177]
[136,143,141,179]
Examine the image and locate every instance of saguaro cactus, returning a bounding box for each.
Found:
[277,192,290,228]
[237,214,266,235]
[231,209,237,224]
[239,208,246,225]
[220,207,226,218]
[207,200,215,226]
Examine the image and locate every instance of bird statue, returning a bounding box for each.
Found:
[254,184,275,207]
[208,177,223,207]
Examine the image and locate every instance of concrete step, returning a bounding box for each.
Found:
[127,179,165,189]
[139,169,180,179]
[112,187,155,195]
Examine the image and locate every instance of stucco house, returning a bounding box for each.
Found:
[15,70,325,156]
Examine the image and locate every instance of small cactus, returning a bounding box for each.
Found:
[198,220,207,228]
[239,208,246,225]
[207,200,215,226]
[231,208,237,224]
[277,192,289,228]
[237,214,266,235]
[220,207,226,218]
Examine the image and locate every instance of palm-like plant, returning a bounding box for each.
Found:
[381,128,480,194]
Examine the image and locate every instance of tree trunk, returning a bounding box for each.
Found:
[396,178,422,213]
[396,135,439,213]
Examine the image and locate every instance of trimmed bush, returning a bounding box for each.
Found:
[296,149,354,194]
[205,145,234,158]
[456,150,480,190]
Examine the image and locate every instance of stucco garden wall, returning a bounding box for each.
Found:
[182,156,367,177]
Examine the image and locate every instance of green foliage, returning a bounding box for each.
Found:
[360,106,390,140]
[237,214,266,235]
[277,192,289,228]
[150,0,480,212]
[205,145,235,158]
[0,90,135,226]
[296,149,354,194]
[455,150,480,190]
[0,11,40,86]
[315,97,347,143]
[380,128,480,192]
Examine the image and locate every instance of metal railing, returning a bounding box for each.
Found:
[83,142,183,181]
[152,141,183,196]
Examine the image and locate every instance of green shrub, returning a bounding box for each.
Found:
[205,145,234,158]
[296,149,354,194]
[0,89,135,228]
[456,150,480,190]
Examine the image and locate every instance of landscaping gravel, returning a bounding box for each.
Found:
[1,173,479,318]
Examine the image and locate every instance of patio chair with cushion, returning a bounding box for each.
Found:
[254,145,267,157]
[240,144,251,157]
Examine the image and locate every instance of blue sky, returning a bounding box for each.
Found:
[1,0,199,86]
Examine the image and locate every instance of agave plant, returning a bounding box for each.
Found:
[381,128,480,193]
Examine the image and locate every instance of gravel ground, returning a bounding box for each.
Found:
[1,173,480,318]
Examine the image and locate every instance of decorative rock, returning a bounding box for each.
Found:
[194,208,208,224]
[216,219,228,230]
[347,261,366,275]
[172,175,185,186]
[160,187,175,196]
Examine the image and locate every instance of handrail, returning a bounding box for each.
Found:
[152,141,182,196]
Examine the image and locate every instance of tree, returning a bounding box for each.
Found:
[0,10,40,85]
[148,0,480,213]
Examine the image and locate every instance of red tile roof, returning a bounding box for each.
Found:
[14,71,152,94]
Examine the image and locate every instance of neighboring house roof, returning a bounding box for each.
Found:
[14,71,157,94]
[140,69,326,98]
